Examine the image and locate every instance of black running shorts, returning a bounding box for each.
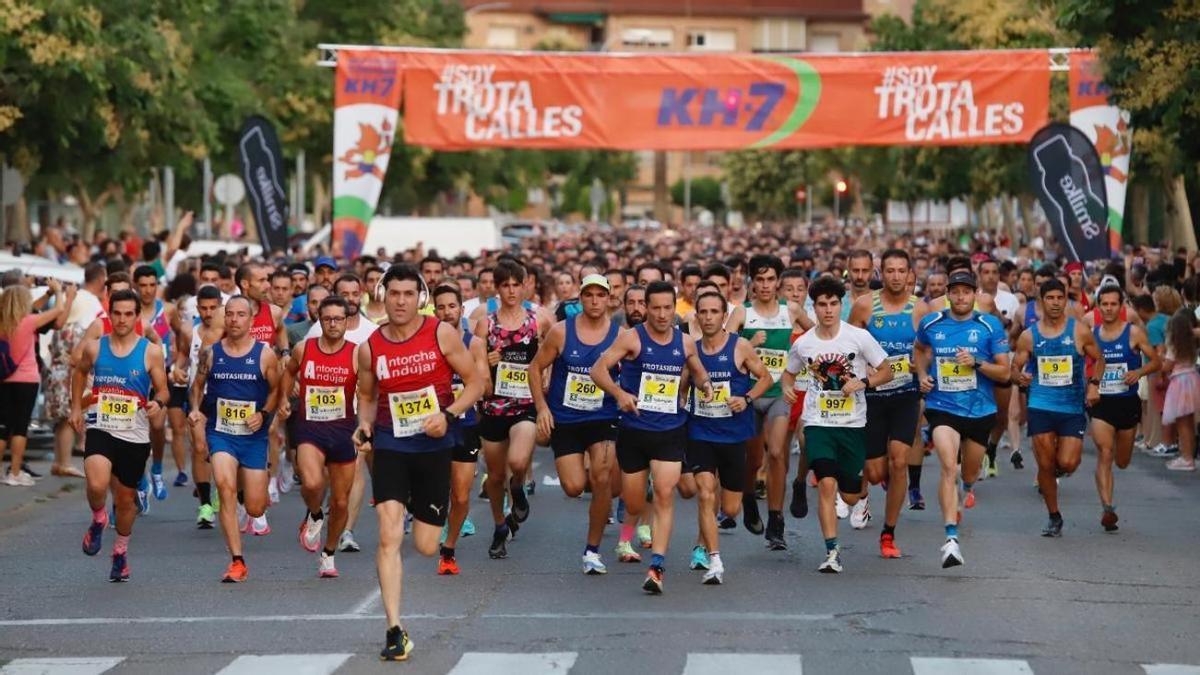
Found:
[84,429,152,489]
[370,448,451,526]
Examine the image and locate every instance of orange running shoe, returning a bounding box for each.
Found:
[437,555,460,576]
[964,490,976,509]
[221,558,248,583]
[879,533,902,559]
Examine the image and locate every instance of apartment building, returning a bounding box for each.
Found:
[462,0,911,222]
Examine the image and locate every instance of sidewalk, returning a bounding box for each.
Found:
[0,450,81,528]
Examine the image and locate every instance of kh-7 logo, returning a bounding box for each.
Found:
[657,83,785,131]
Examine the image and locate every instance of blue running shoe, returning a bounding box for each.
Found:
[136,476,150,515]
[173,471,188,487]
[82,519,105,556]
[461,517,476,537]
[151,472,167,501]
[689,545,710,570]
[109,552,130,582]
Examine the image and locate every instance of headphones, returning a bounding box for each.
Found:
[378,264,429,307]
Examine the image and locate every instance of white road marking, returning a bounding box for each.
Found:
[683,653,801,675]
[215,654,352,675]
[1144,666,1200,675]
[348,588,381,615]
[911,657,1034,675]
[0,610,832,628]
[448,652,577,675]
[0,657,125,675]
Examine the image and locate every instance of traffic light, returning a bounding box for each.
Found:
[835,179,848,194]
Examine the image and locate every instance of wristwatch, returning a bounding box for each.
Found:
[1088,377,1101,386]
[860,376,870,389]
[743,395,754,406]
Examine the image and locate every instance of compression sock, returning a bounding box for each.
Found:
[908,464,922,490]
[197,482,212,506]
[620,523,635,543]
[824,537,838,552]
[945,523,958,539]
[650,553,665,569]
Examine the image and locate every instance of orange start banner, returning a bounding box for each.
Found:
[392,48,1050,151]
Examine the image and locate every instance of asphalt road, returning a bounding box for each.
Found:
[1,439,1198,675]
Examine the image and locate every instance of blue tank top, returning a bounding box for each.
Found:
[688,333,754,443]
[452,330,479,427]
[1024,300,1039,328]
[548,317,620,424]
[87,337,153,444]
[1094,323,1138,398]
[865,291,919,397]
[203,341,270,440]
[1028,320,1085,414]
[619,324,687,432]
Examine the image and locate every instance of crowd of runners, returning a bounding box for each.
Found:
[2,216,1199,661]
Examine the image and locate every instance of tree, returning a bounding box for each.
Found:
[1058,0,1200,247]
[722,150,814,221]
[670,176,724,213]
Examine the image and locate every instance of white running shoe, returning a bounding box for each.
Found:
[702,557,724,585]
[237,503,250,532]
[278,457,295,494]
[338,529,361,553]
[849,496,871,530]
[941,537,964,568]
[835,493,850,519]
[267,477,280,505]
[250,514,271,536]
[299,512,324,552]
[318,550,339,578]
[1,471,35,487]
[978,455,990,481]
[818,548,843,574]
[582,551,608,575]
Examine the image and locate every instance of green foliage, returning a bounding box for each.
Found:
[670,176,724,212]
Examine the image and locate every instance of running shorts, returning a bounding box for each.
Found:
[753,396,790,432]
[925,408,996,448]
[865,391,922,459]
[685,439,746,492]
[370,448,451,526]
[84,429,151,489]
[451,424,481,464]
[1089,396,1142,432]
[290,419,357,464]
[1028,408,1087,439]
[804,425,865,494]
[616,425,687,473]
[479,411,536,443]
[208,432,269,470]
[167,385,190,411]
[551,419,617,458]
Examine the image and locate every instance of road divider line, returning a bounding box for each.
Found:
[0,657,125,675]
[911,657,1034,675]
[349,588,381,615]
[1144,666,1200,675]
[448,652,577,675]
[684,653,802,675]
[215,653,352,675]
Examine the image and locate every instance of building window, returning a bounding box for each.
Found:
[620,27,673,48]
[486,25,519,49]
[754,18,806,52]
[687,29,736,52]
[808,33,841,53]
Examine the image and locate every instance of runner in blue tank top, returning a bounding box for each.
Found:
[530,274,622,576]
[432,283,488,576]
[849,248,930,560]
[133,264,179,502]
[190,295,282,583]
[73,289,169,582]
[591,281,713,595]
[685,291,772,585]
[1012,279,1104,538]
[1088,285,1160,532]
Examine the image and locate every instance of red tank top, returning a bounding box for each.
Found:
[100,314,144,337]
[368,317,454,423]
[249,300,277,345]
[298,338,357,424]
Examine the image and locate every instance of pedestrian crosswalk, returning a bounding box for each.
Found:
[1,654,1198,674]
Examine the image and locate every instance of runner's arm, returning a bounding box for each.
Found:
[189,346,212,415]
[1129,325,1161,381]
[847,293,871,329]
[1010,330,1032,385]
[260,349,281,417]
[438,322,482,417]
[356,342,377,435]
[589,330,636,400]
[528,322,563,417]
[789,301,814,332]
[684,337,713,400]
[737,337,773,401]
[146,346,170,410]
[272,305,289,352]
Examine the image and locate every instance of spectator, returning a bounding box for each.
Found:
[1162,309,1200,471]
[0,280,68,486]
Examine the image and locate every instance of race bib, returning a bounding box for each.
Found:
[693,381,732,418]
[495,361,532,399]
[1100,362,1130,395]
[563,371,603,412]
[937,357,976,392]
[97,392,138,432]
[389,385,439,438]
[216,398,255,436]
[793,361,810,388]
[755,348,788,382]
[637,372,680,414]
[875,355,912,392]
[816,391,855,421]
[1037,355,1073,387]
[305,385,346,422]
